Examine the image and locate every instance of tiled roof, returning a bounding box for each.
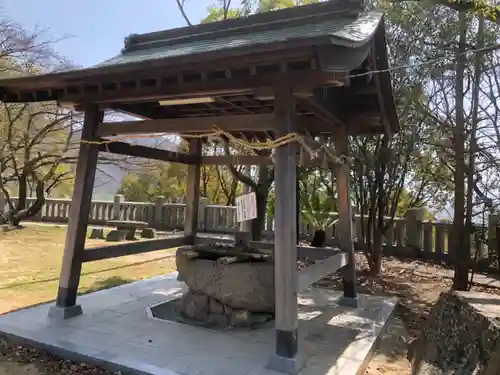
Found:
[93,3,383,69]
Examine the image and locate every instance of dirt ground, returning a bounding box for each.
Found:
[2,225,500,374]
[315,255,500,375]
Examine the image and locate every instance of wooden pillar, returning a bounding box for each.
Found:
[48,105,103,319]
[266,87,304,374]
[184,139,201,244]
[296,167,301,244]
[333,127,358,307]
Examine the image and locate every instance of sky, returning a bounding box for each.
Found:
[2,0,222,198]
[3,0,217,67]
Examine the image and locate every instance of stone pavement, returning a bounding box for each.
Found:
[0,273,396,375]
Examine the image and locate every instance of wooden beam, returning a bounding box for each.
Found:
[299,95,344,126]
[48,105,103,319]
[96,114,334,136]
[267,85,303,374]
[297,252,347,293]
[82,235,189,262]
[63,71,342,106]
[96,114,276,137]
[97,112,382,140]
[97,141,196,164]
[97,113,374,138]
[262,242,343,261]
[201,155,271,165]
[200,154,344,167]
[195,235,341,261]
[184,139,201,243]
[333,126,358,306]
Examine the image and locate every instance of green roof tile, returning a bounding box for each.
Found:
[94,6,383,69]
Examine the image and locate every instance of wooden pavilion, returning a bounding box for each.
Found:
[0,1,398,373]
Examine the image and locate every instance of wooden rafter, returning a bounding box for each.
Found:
[96,114,277,137]
[59,70,341,106]
[96,114,340,136]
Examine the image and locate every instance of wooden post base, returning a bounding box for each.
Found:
[338,295,360,308]
[267,354,305,375]
[48,304,83,320]
[266,329,304,374]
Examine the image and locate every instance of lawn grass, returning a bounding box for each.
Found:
[0,223,177,314]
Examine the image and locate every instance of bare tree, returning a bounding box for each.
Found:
[0,102,78,225]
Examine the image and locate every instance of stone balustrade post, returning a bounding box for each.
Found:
[488,213,498,264]
[0,191,4,215]
[155,196,165,229]
[406,208,426,254]
[113,194,124,220]
[351,205,358,241]
[198,197,209,230]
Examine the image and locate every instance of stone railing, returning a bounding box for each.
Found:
[0,193,493,266]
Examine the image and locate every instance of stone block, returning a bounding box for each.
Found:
[410,290,500,375]
[176,246,274,312]
[48,304,83,320]
[106,229,127,242]
[181,291,209,321]
[223,304,233,316]
[230,310,250,327]
[206,313,229,327]
[209,297,224,315]
[266,353,305,375]
[89,228,104,239]
[141,228,157,239]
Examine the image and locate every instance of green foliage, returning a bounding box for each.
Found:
[267,189,276,218]
[118,163,187,202]
[300,195,338,230]
[46,164,75,198]
[256,0,319,12]
[118,161,243,204]
[203,6,243,23]
[299,173,339,230]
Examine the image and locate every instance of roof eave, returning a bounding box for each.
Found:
[0,36,365,92]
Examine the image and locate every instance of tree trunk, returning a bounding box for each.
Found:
[452,12,469,291]
[251,190,269,241]
[16,172,28,211]
[11,182,46,225]
[363,220,383,275]
[370,232,383,275]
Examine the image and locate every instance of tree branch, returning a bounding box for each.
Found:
[175,0,192,26]
[222,138,258,190]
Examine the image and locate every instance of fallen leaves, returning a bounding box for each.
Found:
[0,337,116,375]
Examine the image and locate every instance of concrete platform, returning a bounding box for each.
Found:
[0,273,396,375]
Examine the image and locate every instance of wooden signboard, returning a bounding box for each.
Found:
[235,192,257,222]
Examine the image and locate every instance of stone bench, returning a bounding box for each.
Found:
[107,220,148,241]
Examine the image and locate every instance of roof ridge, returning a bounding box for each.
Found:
[122,0,363,53]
